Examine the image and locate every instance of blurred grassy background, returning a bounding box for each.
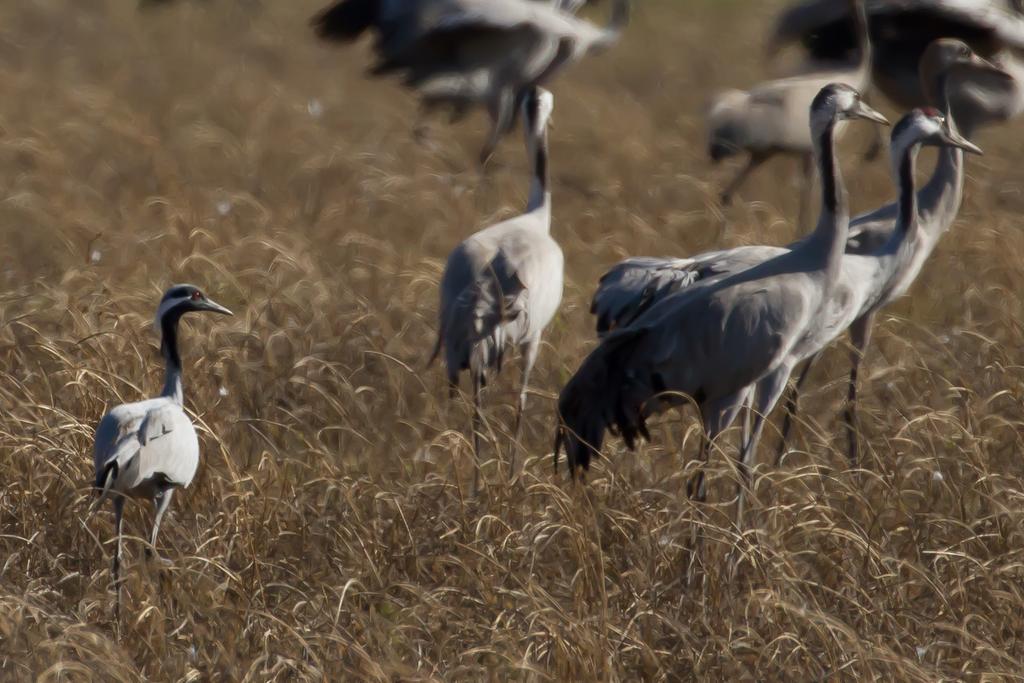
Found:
[3,0,1024,680]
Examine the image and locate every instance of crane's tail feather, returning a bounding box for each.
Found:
[88,462,118,517]
[555,327,657,476]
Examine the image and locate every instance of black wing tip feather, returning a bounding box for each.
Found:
[555,326,655,478]
[95,461,117,494]
[312,0,377,41]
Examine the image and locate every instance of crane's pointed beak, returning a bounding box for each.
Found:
[969,52,1014,81]
[940,127,984,156]
[853,101,889,126]
[202,298,234,316]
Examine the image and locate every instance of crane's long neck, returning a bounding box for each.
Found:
[895,140,920,237]
[918,73,968,243]
[810,117,848,283]
[850,0,871,72]
[526,127,551,220]
[160,313,184,405]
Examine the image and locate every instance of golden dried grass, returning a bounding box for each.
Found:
[3,0,1024,680]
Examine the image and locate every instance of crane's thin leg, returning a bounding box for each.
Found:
[689,391,749,504]
[742,389,753,450]
[112,496,125,619]
[774,355,818,467]
[688,435,710,504]
[687,432,710,504]
[471,372,485,497]
[511,338,540,480]
[796,152,814,232]
[720,153,766,206]
[845,314,874,469]
[687,390,750,574]
[736,367,792,528]
[147,488,174,564]
[480,88,516,167]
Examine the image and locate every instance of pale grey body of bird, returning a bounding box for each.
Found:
[431,87,561,493]
[772,0,1024,123]
[707,0,871,221]
[591,40,1007,465]
[312,0,628,163]
[557,84,890,525]
[93,284,232,615]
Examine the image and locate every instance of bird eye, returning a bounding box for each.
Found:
[191,291,203,300]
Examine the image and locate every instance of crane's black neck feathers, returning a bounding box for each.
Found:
[160,308,184,373]
[159,305,187,401]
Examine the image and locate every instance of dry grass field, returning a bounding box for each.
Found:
[5,0,1024,679]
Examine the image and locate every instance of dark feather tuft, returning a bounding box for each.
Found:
[312,0,378,42]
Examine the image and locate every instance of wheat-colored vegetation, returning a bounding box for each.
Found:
[3,0,1024,679]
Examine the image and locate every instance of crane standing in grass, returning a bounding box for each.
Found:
[556,84,891,524]
[92,284,232,615]
[312,0,629,163]
[431,87,561,494]
[591,40,1009,466]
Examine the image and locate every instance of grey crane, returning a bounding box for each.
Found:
[430,86,561,493]
[707,0,871,227]
[591,39,1007,465]
[92,284,232,614]
[312,0,629,163]
[556,84,889,523]
[771,0,1024,124]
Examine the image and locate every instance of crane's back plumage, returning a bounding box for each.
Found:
[434,210,563,388]
[591,249,787,334]
[94,398,199,499]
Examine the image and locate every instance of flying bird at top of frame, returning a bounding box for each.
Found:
[771,0,1024,122]
[311,0,629,164]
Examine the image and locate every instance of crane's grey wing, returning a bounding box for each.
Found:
[774,0,1024,59]
[846,201,899,253]
[438,244,529,383]
[591,247,789,335]
[93,401,199,495]
[472,250,528,334]
[591,258,702,335]
[313,0,435,54]
[772,0,852,51]
[131,403,200,489]
[312,0,389,42]
[94,405,148,490]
